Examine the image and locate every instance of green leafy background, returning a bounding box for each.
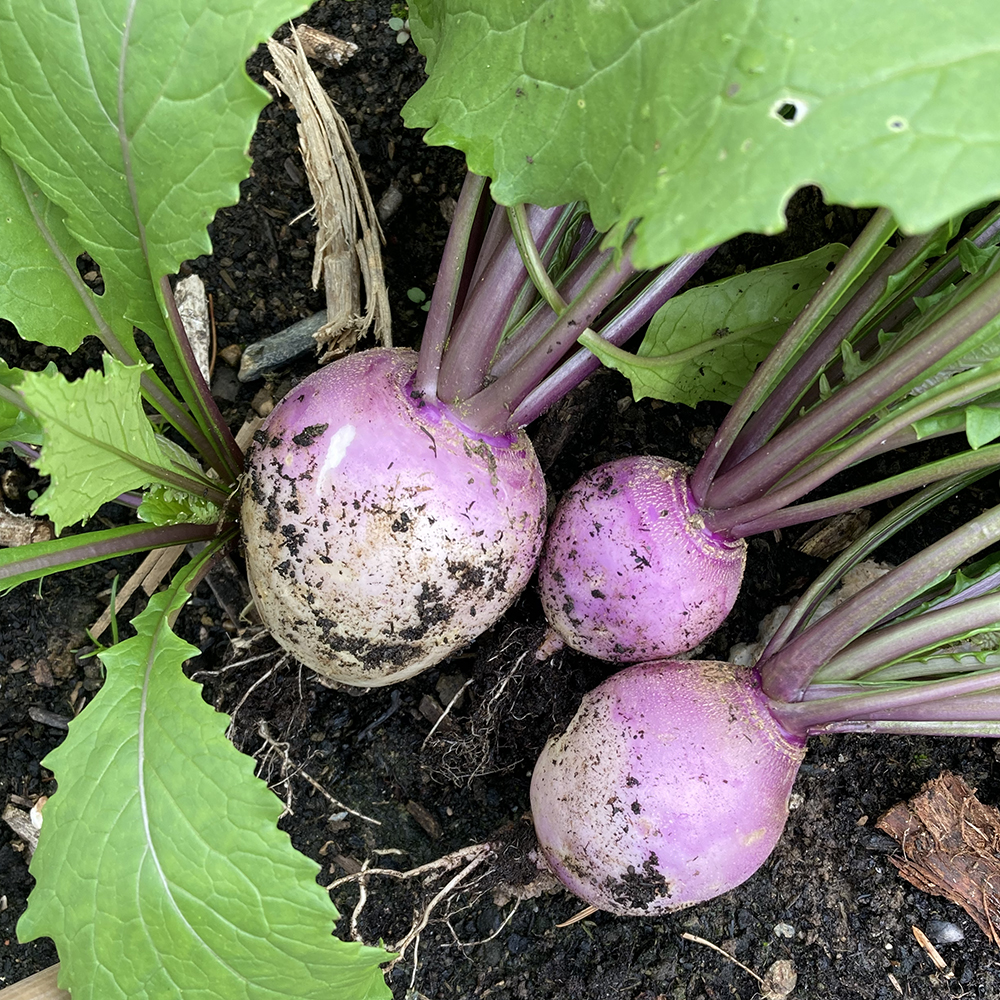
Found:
[0,0,308,379]
[0,0,394,995]
[405,0,1000,268]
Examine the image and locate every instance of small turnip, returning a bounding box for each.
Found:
[537,457,746,662]
[530,659,805,914]
[241,348,547,686]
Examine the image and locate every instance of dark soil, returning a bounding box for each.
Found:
[2,2,1000,997]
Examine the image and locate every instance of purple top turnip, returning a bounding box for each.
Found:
[530,659,805,914]
[537,456,746,662]
[531,490,1000,917]
[238,176,711,686]
[242,348,547,685]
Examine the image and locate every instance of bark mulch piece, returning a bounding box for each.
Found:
[878,771,1000,945]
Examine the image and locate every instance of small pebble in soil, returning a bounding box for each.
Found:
[925,919,965,944]
[773,922,796,939]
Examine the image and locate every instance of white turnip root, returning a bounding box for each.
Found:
[537,457,746,662]
[530,659,805,914]
[241,348,548,686]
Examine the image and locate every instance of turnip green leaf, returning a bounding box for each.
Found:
[404,0,1000,268]
[0,359,43,443]
[0,150,135,356]
[138,438,220,526]
[0,0,309,407]
[964,405,1000,450]
[18,560,392,1000]
[582,243,848,406]
[18,356,179,533]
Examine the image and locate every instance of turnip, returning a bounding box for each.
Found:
[537,456,745,663]
[539,207,1000,662]
[242,175,713,684]
[242,348,547,684]
[531,659,804,913]
[531,481,1000,914]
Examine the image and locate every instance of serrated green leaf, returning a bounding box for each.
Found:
[959,237,998,275]
[582,243,848,405]
[137,436,220,526]
[19,356,174,533]
[404,0,1000,268]
[0,0,309,394]
[840,339,866,384]
[0,359,44,443]
[18,562,391,1000]
[138,485,219,527]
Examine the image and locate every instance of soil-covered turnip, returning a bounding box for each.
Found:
[240,175,711,686]
[532,494,1000,917]
[242,348,547,685]
[530,660,805,914]
[537,456,746,662]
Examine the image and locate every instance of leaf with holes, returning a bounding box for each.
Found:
[404,0,1000,267]
[18,564,392,1000]
[0,0,308,384]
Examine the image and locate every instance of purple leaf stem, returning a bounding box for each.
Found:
[876,204,1000,335]
[7,440,39,462]
[717,442,1000,538]
[762,475,977,659]
[488,235,614,379]
[458,239,639,434]
[706,358,1000,536]
[436,204,566,404]
[703,263,1000,514]
[771,665,1000,733]
[159,277,243,482]
[509,248,716,428]
[759,502,1000,703]
[689,209,898,507]
[718,226,938,477]
[413,172,489,400]
[814,590,1000,683]
[0,521,220,587]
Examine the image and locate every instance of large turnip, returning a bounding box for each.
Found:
[530,660,805,914]
[239,175,710,686]
[242,348,547,685]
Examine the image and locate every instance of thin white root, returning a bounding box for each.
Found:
[421,677,475,750]
[327,842,497,969]
[555,904,598,927]
[389,853,488,965]
[256,721,381,825]
[327,842,493,890]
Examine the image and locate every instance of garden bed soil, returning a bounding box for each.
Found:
[2,2,1000,997]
